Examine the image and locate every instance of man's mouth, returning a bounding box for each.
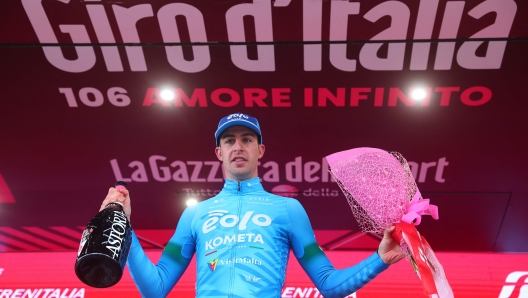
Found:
[232,157,247,162]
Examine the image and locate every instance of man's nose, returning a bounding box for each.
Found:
[233,138,244,150]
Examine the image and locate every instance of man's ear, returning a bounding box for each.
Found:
[258,144,265,159]
[215,146,222,161]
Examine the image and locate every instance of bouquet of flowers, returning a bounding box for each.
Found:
[326,147,453,298]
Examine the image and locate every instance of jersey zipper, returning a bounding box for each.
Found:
[228,181,242,297]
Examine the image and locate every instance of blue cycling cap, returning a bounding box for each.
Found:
[215,113,262,146]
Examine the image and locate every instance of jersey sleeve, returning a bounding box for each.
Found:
[127,205,197,298]
[287,199,389,298]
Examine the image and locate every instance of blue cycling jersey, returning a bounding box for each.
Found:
[127,177,389,297]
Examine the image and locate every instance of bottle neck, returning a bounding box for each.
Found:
[105,202,124,210]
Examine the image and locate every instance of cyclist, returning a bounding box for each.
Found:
[101,112,404,297]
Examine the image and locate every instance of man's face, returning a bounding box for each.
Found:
[215,126,265,182]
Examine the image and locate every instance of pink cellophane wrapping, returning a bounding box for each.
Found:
[326,147,417,235]
[326,147,453,298]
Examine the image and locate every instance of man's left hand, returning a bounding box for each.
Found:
[378,226,405,265]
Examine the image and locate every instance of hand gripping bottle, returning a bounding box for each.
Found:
[74,181,132,288]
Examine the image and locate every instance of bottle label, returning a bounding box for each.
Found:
[103,211,128,259]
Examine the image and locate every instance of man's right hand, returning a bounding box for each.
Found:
[100,187,131,221]
[378,226,405,265]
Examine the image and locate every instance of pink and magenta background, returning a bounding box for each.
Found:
[0,0,527,295]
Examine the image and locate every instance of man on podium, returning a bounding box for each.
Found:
[100,112,404,297]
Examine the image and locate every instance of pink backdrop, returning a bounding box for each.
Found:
[0,0,527,256]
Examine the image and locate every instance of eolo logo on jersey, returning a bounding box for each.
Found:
[202,210,272,234]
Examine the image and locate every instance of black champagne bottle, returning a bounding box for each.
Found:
[74,181,132,288]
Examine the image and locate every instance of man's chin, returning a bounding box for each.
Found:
[229,170,253,181]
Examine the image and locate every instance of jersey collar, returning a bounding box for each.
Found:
[221,177,264,195]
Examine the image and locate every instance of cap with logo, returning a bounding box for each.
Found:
[215,113,262,146]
